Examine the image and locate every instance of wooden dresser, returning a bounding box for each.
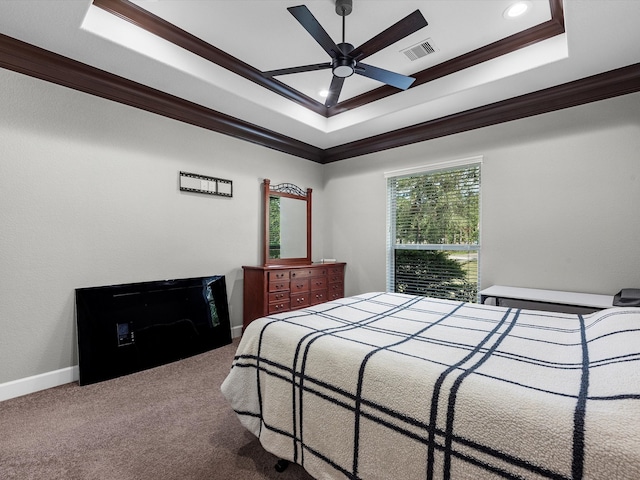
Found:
[242,263,346,331]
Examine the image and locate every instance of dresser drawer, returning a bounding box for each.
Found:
[327,266,343,276]
[268,280,290,292]
[310,267,327,277]
[269,270,290,282]
[291,278,309,293]
[328,283,344,300]
[268,291,288,303]
[268,300,290,314]
[290,268,314,279]
[290,292,310,310]
[310,290,327,305]
[310,277,326,291]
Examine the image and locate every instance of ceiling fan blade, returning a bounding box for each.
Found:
[356,63,416,90]
[350,10,428,61]
[288,5,342,58]
[263,62,332,77]
[325,76,345,107]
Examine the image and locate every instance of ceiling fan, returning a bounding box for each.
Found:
[263,0,428,107]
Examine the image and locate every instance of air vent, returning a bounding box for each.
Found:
[401,39,438,61]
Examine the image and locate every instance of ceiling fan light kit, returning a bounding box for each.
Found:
[333,53,356,78]
[264,1,428,107]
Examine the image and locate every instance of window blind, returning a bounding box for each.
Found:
[387,159,481,302]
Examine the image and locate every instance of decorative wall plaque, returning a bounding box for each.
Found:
[179,171,232,197]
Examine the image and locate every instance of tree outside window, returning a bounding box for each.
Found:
[388,163,480,302]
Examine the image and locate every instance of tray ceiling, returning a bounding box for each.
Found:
[0,1,639,162]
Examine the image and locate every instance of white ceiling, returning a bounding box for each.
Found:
[1,1,639,151]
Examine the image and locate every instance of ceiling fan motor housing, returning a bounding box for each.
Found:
[333,42,356,77]
[335,0,353,16]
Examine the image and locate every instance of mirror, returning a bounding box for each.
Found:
[263,179,312,265]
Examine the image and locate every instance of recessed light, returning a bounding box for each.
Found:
[319,90,329,98]
[504,1,531,18]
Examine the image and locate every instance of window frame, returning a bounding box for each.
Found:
[385,156,482,301]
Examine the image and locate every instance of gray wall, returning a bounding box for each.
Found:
[323,92,640,297]
[0,68,324,384]
[2,65,640,387]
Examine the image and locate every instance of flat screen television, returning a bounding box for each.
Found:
[76,275,232,385]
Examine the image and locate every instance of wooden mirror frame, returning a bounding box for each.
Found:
[263,179,312,266]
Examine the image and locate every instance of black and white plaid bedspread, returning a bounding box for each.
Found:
[221,292,640,479]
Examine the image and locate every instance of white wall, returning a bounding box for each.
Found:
[0,68,324,385]
[323,92,640,298]
[3,64,640,392]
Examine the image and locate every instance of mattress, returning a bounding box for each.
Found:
[221,292,640,479]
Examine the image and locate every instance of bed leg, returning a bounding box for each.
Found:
[275,459,290,472]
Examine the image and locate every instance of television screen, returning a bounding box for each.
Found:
[76,275,232,385]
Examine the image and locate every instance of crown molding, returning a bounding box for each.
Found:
[328,0,565,116]
[93,0,327,117]
[1,23,639,165]
[320,62,640,163]
[0,32,323,161]
[94,0,565,118]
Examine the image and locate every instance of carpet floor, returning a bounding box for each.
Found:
[0,339,314,480]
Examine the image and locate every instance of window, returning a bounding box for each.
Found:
[386,158,481,302]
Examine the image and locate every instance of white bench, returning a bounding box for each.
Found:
[479,285,613,310]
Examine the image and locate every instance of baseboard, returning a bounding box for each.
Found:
[0,366,79,403]
[231,324,242,339]
[1,329,241,403]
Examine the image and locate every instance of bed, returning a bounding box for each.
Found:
[221,292,640,479]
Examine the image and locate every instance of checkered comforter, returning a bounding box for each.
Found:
[221,292,640,480]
